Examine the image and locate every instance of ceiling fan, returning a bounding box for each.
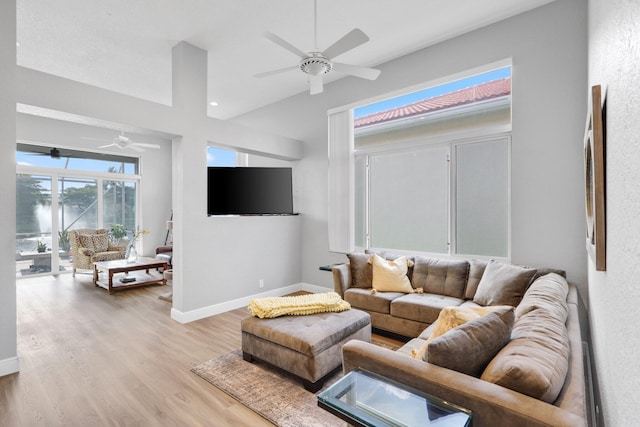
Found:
[18,141,71,159]
[82,132,160,152]
[23,147,63,159]
[255,0,381,95]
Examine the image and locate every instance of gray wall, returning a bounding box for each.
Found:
[588,0,640,425]
[234,0,589,298]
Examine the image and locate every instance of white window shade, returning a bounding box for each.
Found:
[455,137,509,257]
[328,110,354,253]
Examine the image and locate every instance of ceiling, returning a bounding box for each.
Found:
[17,0,556,121]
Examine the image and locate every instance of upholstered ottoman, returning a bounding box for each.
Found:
[241,309,371,392]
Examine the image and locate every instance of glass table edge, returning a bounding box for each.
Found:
[317,369,472,427]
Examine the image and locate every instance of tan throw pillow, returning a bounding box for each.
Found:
[473,260,537,307]
[370,253,414,293]
[410,305,510,360]
[91,233,110,252]
[426,307,515,377]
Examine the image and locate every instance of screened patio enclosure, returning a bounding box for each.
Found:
[16,144,139,278]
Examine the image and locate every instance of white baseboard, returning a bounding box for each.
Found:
[300,282,333,294]
[0,356,20,377]
[171,283,310,324]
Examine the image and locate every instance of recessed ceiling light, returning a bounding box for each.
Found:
[209,101,219,107]
[16,42,20,47]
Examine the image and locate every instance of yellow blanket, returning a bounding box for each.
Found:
[248,292,351,319]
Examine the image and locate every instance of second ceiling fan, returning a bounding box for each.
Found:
[255,0,381,95]
[82,132,160,152]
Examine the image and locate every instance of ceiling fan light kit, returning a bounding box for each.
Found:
[299,53,332,76]
[256,0,380,95]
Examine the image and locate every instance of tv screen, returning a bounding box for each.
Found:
[207,167,294,215]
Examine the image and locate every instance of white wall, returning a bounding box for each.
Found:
[0,0,18,376]
[234,0,589,296]
[588,0,640,425]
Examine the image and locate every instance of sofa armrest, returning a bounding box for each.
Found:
[332,263,351,298]
[342,340,586,427]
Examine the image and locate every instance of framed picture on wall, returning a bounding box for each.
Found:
[584,84,606,271]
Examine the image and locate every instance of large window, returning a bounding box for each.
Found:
[16,144,141,277]
[330,65,511,259]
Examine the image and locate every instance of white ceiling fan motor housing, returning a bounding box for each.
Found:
[299,53,332,76]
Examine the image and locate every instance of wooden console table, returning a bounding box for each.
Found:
[93,257,167,294]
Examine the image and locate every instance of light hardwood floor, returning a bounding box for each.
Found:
[0,273,402,426]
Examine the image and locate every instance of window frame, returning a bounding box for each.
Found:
[328,60,514,259]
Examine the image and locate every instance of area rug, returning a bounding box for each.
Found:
[191,339,400,427]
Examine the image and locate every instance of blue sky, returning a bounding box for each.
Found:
[354,67,511,118]
[16,152,137,174]
[207,147,236,166]
[16,146,237,171]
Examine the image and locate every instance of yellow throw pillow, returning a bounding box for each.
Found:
[410,305,511,359]
[370,253,414,293]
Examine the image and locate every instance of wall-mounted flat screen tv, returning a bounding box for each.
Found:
[207,167,294,216]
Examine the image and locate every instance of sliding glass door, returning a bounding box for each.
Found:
[16,174,55,275]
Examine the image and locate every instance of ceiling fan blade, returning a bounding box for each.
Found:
[332,62,381,80]
[322,28,369,60]
[309,75,324,95]
[129,145,145,152]
[264,32,308,59]
[132,142,160,149]
[99,143,117,148]
[254,65,299,78]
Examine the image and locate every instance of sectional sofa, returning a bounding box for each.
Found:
[332,252,588,427]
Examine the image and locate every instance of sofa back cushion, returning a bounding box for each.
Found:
[411,256,469,298]
[347,253,373,289]
[472,260,537,307]
[464,259,488,300]
[480,273,570,403]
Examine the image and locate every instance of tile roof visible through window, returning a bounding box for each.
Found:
[354,77,511,129]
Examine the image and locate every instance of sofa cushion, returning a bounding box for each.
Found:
[411,256,469,298]
[515,273,569,321]
[410,305,510,359]
[78,234,96,251]
[481,273,570,403]
[473,260,537,307]
[464,259,488,300]
[390,293,464,324]
[373,250,415,282]
[427,307,515,377]
[344,288,404,314]
[91,233,110,252]
[371,254,414,293]
[347,253,374,289]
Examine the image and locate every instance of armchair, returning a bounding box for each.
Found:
[155,245,172,268]
[69,228,126,276]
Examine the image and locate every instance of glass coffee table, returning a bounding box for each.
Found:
[318,370,472,427]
